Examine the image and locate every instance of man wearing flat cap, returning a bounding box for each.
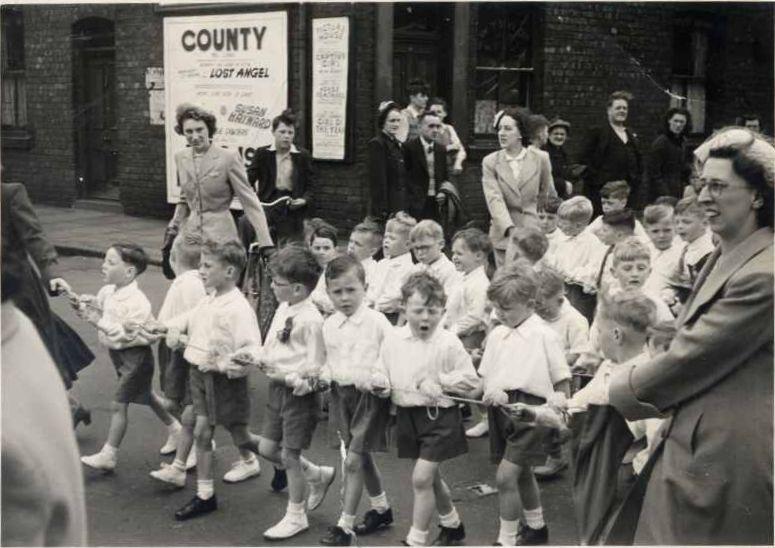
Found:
[544,118,573,198]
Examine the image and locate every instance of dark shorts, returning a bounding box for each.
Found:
[109,346,154,404]
[261,380,318,450]
[489,390,550,466]
[189,367,249,427]
[396,406,468,462]
[157,343,192,405]
[328,383,391,453]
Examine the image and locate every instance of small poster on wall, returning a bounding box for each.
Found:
[163,11,288,203]
[310,16,350,161]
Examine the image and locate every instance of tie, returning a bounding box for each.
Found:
[596,246,614,289]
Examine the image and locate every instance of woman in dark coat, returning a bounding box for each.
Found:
[367,101,408,222]
[645,107,691,200]
[1,182,94,426]
[608,127,774,545]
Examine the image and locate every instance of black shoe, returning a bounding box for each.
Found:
[460,404,472,422]
[432,523,466,546]
[174,495,217,521]
[515,524,548,545]
[271,467,288,492]
[353,508,394,535]
[72,405,92,428]
[320,526,352,546]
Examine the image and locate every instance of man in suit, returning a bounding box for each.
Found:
[580,91,643,214]
[240,109,315,246]
[403,111,450,222]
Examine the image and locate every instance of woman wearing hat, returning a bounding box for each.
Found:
[607,127,774,544]
[481,107,556,266]
[544,118,573,198]
[367,101,409,222]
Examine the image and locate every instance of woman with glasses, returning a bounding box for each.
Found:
[607,127,774,545]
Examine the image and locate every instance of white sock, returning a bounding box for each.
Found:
[369,492,390,513]
[497,518,519,546]
[523,507,545,529]
[102,443,118,458]
[337,513,356,531]
[406,526,429,546]
[172,459,186,472]
[287,500,306,516]
[242,454,257,464]
[168,420,182,434]
[197,479,214,500]
[439,507,461,528]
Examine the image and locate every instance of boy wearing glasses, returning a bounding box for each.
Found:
[409,220,462,297]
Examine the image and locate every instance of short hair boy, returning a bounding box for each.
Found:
[665,197,715,307]
[309,223,339,316]
[370,271,480,546]
[600,180,630,214]
[480,262,571,546]
[642,204,682,296]
[347,220,383,287]
[505,225,550,266]
[410,219,462,296]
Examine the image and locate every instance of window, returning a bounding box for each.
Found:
[1,7,27,129]
[473,4,535,136]
[669,21,710,133]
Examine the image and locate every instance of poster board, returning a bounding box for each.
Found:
[310,16,351,161]
[163,11,288,203]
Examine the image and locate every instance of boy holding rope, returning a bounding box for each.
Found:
[318,254,395,546]
[479,261,571,546]
[370,272,480,546]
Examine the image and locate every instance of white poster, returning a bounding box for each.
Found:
[163,11,288,203]
[311,17,349,160]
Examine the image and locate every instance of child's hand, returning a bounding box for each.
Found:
[366,371,391,398]
[506,403,539,423]
[82,305,102,325]
[547,391,568,411]
[143,319,167,335]
[417,379,444,400]
[49,278,72,295]
[483,389,509,407]
[165,328,185,350]
[223,360,250,380]
[197,361,217,373]
[231,349,261,368]
[291,377,314,396]
[469,347,483,365]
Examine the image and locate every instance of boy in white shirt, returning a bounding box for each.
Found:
[257,245,336,540]
[537,196,563,261]
[663,197,715,312]
[369,272,480,547]
[366,211,417,324]
[318,255,394,546]
[642,204,683,296]
[76,243,180,472]
[309,223,339,317]
[410,220,462,297]
[479,261,571,546]
[504,225,550,267]
[346,220,383,289]
[584,180,649,246]
[151,240,264,521]
[547,196,603,323]
[444,228,492,438]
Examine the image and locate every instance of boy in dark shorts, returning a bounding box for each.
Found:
[371,272,480,546]
[76,243,180,472]
[154,240,263,520]
[319,254,394,546]
[479,261,571,546]
[257,245,335,540]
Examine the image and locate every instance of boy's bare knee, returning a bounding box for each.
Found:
[193,418,212,446]
[281,447,301,468]
[496,463,520,490]
[110,401,126,414]
[258,437,277,460]
[412,466,435,491]
[180,406,195,428]
[344,452,362,475]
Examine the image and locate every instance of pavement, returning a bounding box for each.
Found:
[36,204,168,266]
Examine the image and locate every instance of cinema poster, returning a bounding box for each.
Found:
[163,11,288,203]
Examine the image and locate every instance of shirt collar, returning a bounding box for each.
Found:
[398,324,442,342]
[286,296,315,314]
[420,136,434,149]
[463,265,485,280]
[505,147,527,162]
[387,252,413,266]
[268,143,300,154]
[210,286,242,305]
[332,303,367,328]
[112,280,139,300]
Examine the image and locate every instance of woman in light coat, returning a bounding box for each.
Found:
[608,127,774,545]
[481,108,555,266]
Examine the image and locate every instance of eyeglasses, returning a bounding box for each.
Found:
[697,179,750,198]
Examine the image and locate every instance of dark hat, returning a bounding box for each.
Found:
[548,118,571,132]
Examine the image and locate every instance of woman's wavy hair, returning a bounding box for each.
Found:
[376,100,402,132]
[493,106,531,147]
[174,104,217,138]
[662,107,693,136]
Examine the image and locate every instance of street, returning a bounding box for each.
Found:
[54,255,578,546]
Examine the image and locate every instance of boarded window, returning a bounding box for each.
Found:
[1,7,26,128]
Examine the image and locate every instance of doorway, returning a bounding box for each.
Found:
[72,17,118,200]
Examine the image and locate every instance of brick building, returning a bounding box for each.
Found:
[2,2,773,230]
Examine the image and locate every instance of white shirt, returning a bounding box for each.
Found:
[504,147,528,181]
[585,216,650,248]
[545,229,606,285]
[362,257,378,290]
[643,241,684,296]
[157,269,207,322]
[541,299,590,358]
[479,314,571,399]
[322,305,393,388]
[444,265,490,336]
[165,287,262,370]
[311,273,335,317]
[413,254,462,299]
[544,229,563,261]
[611,123,628,144]
[420,136,437,196]
[682,230,715,272]
[376,325,479,408]
[367,252,415,314]
[268,143,300,193]
[262,297,325,381]
[95,281,154,349]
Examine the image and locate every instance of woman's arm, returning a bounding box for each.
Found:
[481,155,517,239]
[227,150,274,248]
[447,125,467,172]
[7,184,59,282]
